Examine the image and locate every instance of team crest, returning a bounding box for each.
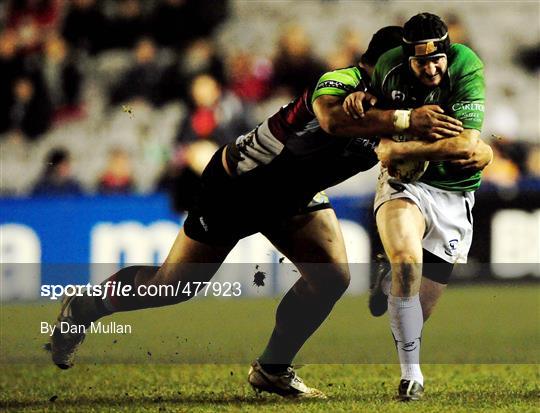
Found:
[391,90,406,102]
[444,239,459,256]
[415,41,436,56]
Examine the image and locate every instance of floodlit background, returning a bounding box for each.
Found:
[1,0,538,299]
[0,2,538,411]
[0,0,538,196]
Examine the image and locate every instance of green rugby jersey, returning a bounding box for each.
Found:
[371,44,486,191]
[311,66,365,103]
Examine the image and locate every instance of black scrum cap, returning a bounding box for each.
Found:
[403,13,450,59]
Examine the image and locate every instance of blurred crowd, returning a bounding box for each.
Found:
[1,0,539,205]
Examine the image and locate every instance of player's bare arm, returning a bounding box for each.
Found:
[449,139,493,170]
[376,129,492,167]
[408,105,465,140]
[314,94,394,137]
[313,94,463,140]
[342,92,464,140]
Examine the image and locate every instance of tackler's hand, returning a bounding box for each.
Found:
[409,105,463,140]
[342,91,377,120]
[449,138,493,170]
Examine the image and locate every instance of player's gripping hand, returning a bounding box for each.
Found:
[342,91,377,119]
[449,138,493,170]
[409,105,463,140]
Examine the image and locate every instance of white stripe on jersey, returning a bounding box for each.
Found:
[234,119,284,174]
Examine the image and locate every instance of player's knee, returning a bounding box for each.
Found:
[300,263,350,297]
[390,257,421,294]
[317,266,350,296]
[389,250,420,265]
[390,252,421,273]
[333,268,351,293]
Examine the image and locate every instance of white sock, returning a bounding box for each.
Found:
[388,293,424,386]
[381,270,391,296]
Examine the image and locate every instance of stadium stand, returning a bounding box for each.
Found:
[0,0,538,197]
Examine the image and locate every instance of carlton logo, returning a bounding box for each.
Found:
[451,102,485,112]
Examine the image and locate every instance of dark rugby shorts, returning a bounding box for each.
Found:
[422,249,454,285]
[183,147,332,246]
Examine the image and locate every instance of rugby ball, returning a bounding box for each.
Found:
[387,134,429,183]
[387,159,429,183]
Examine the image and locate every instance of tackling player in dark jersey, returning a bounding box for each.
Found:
[48,25,491,399]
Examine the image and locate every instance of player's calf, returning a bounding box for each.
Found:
[369,254,391,317]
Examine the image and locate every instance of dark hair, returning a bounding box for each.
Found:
[402,13,450,58]
[361,26,404,66]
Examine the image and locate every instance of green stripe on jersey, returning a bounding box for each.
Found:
[311,66,363,104]
[422,168,482,191]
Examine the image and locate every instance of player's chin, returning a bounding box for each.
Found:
[421,75,441,87]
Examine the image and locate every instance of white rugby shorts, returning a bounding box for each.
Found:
[374,168,475,263]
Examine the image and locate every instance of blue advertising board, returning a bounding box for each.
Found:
[2,192,538,301]
[0,194,373,300]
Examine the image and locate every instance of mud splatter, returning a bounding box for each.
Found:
[253,271,266,287]
[122,104,134,119]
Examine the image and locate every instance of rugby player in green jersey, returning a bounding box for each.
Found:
[48,24,491,400]
[355,13,489,400]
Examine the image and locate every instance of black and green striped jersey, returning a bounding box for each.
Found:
[311,66,365,102]
[224,66,378,194]
[371,44,486,191]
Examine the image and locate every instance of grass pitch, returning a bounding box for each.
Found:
[1,284,539,412]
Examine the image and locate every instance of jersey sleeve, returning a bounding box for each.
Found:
[310,67,362,104]
[447,45,486,131]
